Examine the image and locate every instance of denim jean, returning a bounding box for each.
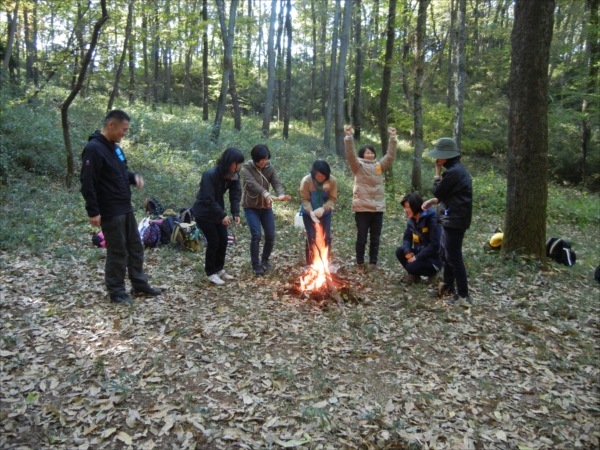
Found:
[440,227,469,297]
[395,247,441,277]
[196,219,228,276]
[354,212,384,264]
[303,212,331,265]
[244,208,275,266]
[100,212,149,299]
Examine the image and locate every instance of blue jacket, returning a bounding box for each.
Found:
[191,166,242,224]
[401,208,443,263]
[433,158,472,230]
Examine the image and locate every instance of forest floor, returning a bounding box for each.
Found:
[1,193,599,449]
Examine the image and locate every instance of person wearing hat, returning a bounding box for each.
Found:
[80,110,161,305]
[422,137,472,305]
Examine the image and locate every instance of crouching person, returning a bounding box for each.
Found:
[396,193,442,282]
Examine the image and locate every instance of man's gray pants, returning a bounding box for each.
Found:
[100,212,149,299]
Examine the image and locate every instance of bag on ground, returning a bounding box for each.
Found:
[92,232,106,248]
[145,198,165,217]
[546,237,577,266]
[139,217,161,248]
[171,220,203,252]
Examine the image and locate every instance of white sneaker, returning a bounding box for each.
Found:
[208,274,225,285]
[218,270,235,280]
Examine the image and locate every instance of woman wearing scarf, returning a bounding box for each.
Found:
[191,148,244,285]
[299,160,337,265]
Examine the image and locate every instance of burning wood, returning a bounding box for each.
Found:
[286,223,361,306]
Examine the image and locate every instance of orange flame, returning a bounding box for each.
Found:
[299,223,330,291]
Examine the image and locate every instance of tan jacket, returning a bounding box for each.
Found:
[345,137,396,212]
[299,174,337,213]
[241,160,285,210]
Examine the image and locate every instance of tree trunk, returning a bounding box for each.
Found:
[276,2,284,122]
[211,0,238,141]
[503,0,555,259]
[1,0,19,87]
[371,0,379,68]
[142,5,149,103]
[581,0,599,188]
[320,1,328,118]
[352,0,363,140]
[411,0,430,192]
[108,0,134,112]
[400,0,413,110]
[262,0,278,136]
[379,0,397,170]
[229,66,242,130]
[202,0,209,120]
[308,0,317,128]
[152,2,160,105]
[61,0,109,188]
[24,7,34,83]
[446,0,455,109]
[335,0,352,156]
[453,0,466,148]
[324,0,341,149]
[128,0,135,105]
[283,0,292,139]
[246,0,252,78]
[162,0,172,105]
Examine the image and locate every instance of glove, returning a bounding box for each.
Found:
[313,207,325,218]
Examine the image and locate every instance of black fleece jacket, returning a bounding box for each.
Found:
[191,166,242,224]
[80,131,137,218]
[433,157,473,230]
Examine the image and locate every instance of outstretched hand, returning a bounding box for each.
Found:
[388,127,396,138]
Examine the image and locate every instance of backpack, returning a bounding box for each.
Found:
[157,217,180,245]
[171,220,204,252]
[546,237,577,266]
[179,206,195,224]
[139,217,161,248]
[145,198,165,217]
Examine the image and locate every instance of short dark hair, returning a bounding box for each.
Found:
[310,160,331,181]
[217,147,245,175]
[401,192,424,216]
[358,145,376,159]
[250,144,271,163]
[104,110,131,127]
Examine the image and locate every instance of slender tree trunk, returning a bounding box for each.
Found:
[352,0,363,140]
[202,0,209,120]
[24,7,34,82]
[446,0,455,108]
[61,0,109,188]
[379,0,397,170]
[152,2,160,105]
[246,0,252,78]
[453,0,466,148]
[276,2,284,122]
[108,0,134,111]
[262,0,278,136]
[320,1,328,118]
[230,66,241,130]
[142,5,149,103]
[581,0,598,187]
[472,0,480,65]
[411,0,430,192]
[503,0,555,259]
[335,0,352,156]
[283,0,292,138]
[1,1,19,86]
[128,0,135,104]
[371,0,379,68]
[400,0,413,110]
[162,0,172,105]
[308,0,317,128]
[211,0,238,141]
[324,0,341,149]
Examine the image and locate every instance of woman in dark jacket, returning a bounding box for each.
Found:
[191,148,244,285]
[241,144,291,275]
[422,138,473,305]
[396,193,443,282]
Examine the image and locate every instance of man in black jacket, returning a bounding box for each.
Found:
[422,138,473,305]
[80,110,161,304]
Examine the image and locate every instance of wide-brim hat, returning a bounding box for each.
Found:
[427,137,461,159]
[160,208,178,218]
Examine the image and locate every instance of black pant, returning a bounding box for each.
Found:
[354,212,383,264]
[100,212,149,299]
[196,219,228,276]
[396,248,441,277]
[441,227,469,297]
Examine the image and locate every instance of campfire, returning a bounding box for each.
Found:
[286,223,361,306]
